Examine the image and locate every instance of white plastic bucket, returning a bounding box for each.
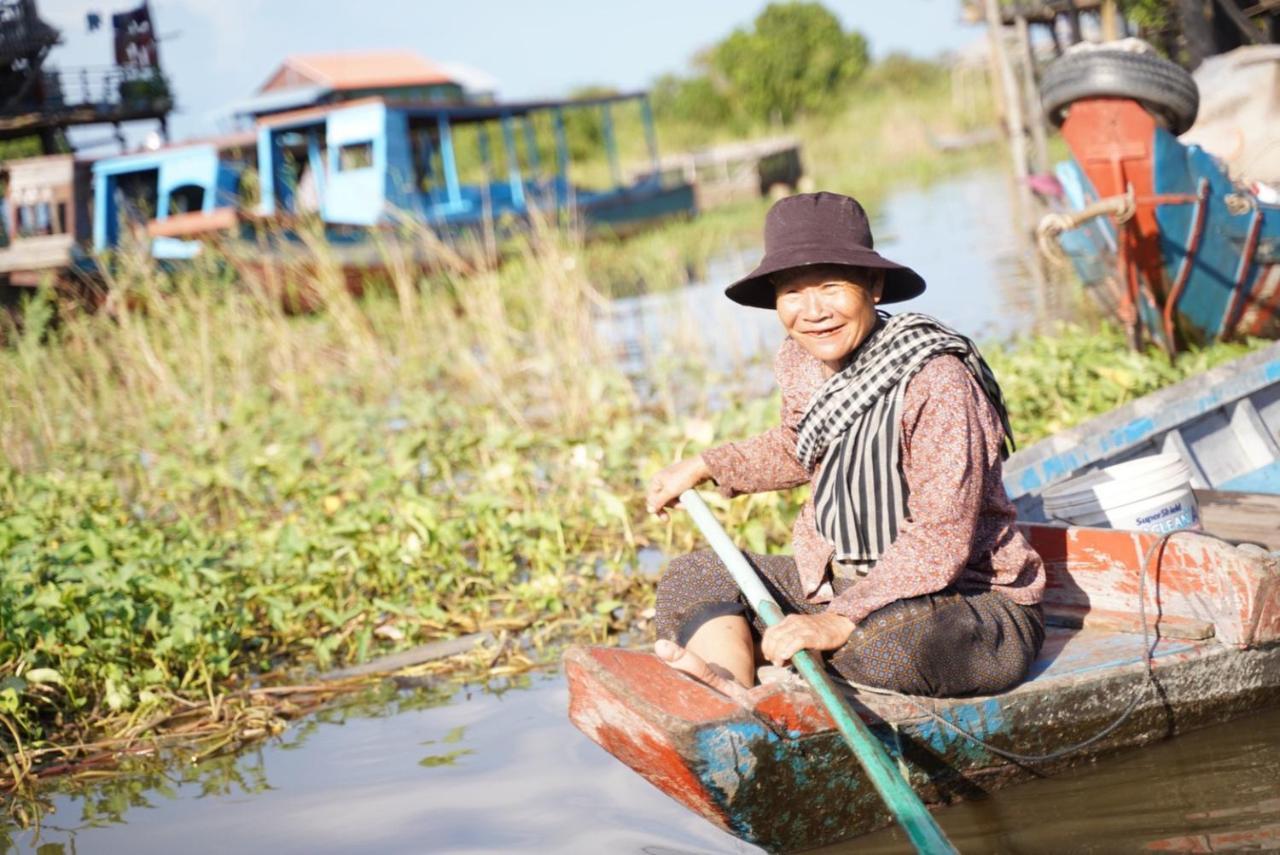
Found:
[1040,453,1201,533]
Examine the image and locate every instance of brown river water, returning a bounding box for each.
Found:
[5,169,1277,853]
[6,674,1278,854]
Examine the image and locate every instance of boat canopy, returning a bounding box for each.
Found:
[256,91,652,128]
[255,92,664,229]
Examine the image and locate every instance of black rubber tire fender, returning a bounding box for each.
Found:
[1040,49,1200,135]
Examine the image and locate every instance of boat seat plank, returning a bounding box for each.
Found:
[1022,626,1207,685]
[1195,488,1280,549]
[1043,603,1215,639]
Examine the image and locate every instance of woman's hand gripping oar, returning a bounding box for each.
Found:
[678,489,958,855]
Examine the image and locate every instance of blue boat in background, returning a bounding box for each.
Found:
[1005,340,1280,532]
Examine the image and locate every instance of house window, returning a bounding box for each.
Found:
[114,169,160,224]
[16,202,62,237]
[168,184,206,215]
[338,141,374,171]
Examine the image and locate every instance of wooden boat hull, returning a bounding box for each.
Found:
[578,183,696,237]
[567,638,1280,852]
[566,525,1280,852]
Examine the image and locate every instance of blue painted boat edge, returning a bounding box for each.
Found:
[1151,132,1257,342]
[1004,341,1280,497]
[1218,460,1280,492]
[1053,160,1117,291]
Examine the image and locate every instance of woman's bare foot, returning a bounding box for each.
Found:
[654,639,752,704]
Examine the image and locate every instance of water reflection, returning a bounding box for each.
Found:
[419,725,473,767]
[9,673,1279,854]
[843,707,1280,854]
[7,675,750,855]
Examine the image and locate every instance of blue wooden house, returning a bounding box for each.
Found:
[90,133,256,259]
[89,91,694,260]
[254,92,694,234]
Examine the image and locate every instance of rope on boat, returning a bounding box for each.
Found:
[843,530,1220,765]
[1036,187,1136,266]
[1225,194,1254,216]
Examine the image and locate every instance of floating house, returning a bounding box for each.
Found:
[8,41,694,280]
[254,92,692,233]
[0,155,93,284]
[85,90,694,262]
[88,133,256,259]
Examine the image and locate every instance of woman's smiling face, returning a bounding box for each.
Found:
[774,265,884,376]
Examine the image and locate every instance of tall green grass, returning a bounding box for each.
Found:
[0,222,793,784]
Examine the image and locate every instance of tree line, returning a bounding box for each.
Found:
[651,2,872,130]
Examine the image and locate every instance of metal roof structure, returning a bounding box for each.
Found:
[257,50,456,94]
[225,84,333,121]
[257,91,650,130]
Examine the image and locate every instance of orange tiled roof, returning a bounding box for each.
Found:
[265,51,456,92]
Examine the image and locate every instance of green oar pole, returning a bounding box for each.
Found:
[679,489,958,855]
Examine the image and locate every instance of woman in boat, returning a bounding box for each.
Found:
[645,192,1046,699]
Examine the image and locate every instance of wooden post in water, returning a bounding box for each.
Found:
[1101,0,1120,40]
[1015,13,1051,176]
[984,0,1033,223]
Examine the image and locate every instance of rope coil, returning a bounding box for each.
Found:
[1037,187,1137,265]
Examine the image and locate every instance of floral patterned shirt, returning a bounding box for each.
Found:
[700,337,1045,623]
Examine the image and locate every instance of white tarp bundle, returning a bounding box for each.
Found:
[1180,45,1280,186]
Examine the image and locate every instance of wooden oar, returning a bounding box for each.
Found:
[679,489,958,855]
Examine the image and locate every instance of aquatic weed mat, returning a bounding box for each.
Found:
[0,232,784,809]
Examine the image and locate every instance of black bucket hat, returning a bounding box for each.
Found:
[725,192,927,309]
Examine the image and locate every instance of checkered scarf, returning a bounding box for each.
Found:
[794,311,1012,563]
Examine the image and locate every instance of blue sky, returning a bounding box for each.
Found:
[46,0,983,142]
